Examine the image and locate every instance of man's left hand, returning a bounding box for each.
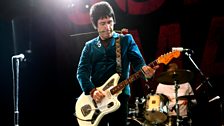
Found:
[141,65,159,79]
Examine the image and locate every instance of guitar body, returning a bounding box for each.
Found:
[75,73,121,126]
[75,50,181,126]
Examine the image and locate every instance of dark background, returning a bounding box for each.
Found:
[1,0,224,126]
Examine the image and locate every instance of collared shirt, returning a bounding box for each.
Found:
[77,32,146,96]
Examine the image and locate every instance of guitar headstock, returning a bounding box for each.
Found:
[157,50,181,65]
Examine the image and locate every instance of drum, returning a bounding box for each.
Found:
[144,93,169,124]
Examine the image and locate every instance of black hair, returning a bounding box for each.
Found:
[89,1,116,29]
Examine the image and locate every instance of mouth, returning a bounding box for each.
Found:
[100,30,113,34]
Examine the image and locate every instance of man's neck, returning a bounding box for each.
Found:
[100,37,112,48]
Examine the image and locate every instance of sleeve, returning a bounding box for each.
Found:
[126,34,146,72]
[187,82,194,95]
[155,83,163,94]
[187,83,197,104]
[76,43,95,94]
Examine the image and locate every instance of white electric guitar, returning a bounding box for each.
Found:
[75,50,181,126]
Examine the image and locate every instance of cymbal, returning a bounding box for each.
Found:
[157,69,193,84]
[177,95,196,100]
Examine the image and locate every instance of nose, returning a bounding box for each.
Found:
[105,23,111,29]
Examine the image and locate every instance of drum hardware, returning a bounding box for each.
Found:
[163,116,192,126]
[135,97,140,117]
[129,97,146,118]
[128,97,147,126]
[127,117,145,126]
[173,71,181,126]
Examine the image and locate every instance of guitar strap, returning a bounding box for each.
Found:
[115,35,122,76]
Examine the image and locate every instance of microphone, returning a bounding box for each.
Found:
[172,47,194,54]
[12,54,25,60]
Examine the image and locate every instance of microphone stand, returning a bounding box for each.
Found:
[184,52,213,88]
[220,99,224,125]
[69,30,122,37]
[184,52,223,125]
[11,57,23,126]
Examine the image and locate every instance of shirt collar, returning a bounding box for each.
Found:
[95,32,120,46]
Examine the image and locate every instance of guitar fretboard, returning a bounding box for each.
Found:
[110,60,158,95]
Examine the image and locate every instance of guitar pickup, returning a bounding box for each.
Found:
[81,105,91,117]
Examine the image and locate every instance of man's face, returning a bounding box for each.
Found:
[97,16,114,40]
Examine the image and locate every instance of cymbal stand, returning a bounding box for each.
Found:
[134,97,140,117]
[173,71,180,126]
[129,97,140,119]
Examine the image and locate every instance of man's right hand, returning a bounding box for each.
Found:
[92,89,105,103]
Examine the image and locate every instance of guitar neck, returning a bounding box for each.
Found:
[110,60,158,95]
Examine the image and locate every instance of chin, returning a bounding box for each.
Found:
[106,33,113,38]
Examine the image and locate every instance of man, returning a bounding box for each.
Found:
[155,63,197,126]
[76,1,159,126]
